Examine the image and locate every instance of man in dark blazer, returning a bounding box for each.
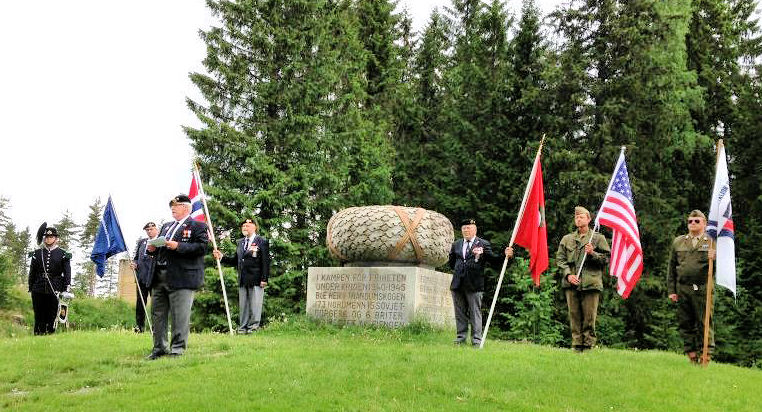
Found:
[213,217,270,334]
[130,221,159,333]
[449,218,513,346]
[145,194,209,359]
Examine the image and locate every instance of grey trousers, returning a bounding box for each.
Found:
[151,269,195,355]
[451,290,483,344]
[239,285,264,332]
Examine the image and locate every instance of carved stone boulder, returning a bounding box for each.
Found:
[325,205,454,267]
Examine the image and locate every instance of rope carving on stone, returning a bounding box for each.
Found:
[389,206,426,261]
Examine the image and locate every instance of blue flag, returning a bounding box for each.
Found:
[90,196,127,277]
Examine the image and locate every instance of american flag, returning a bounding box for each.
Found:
[595,150,643,298]
[188,170,206,222]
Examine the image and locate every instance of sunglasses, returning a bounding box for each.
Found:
[687,219,702,224]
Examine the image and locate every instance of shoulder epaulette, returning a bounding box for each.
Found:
[28,251,35,258]
[62,250,72,260]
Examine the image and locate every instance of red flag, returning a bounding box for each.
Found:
[513,155,549,285]
[188,171,206,222]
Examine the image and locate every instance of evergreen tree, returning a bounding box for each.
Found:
[1,223,31,282]
[76,198,102,296]
[54,210,79,253]
[187,0,394,316]
[392,8,450,209]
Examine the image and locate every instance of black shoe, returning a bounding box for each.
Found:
[133,326,144,333]
[146,350,167,360]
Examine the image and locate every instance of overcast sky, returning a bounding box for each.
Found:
[0,0,561,253]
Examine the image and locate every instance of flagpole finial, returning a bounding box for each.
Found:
[620,146,626,154]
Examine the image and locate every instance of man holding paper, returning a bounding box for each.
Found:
[145,194,209,359]
[213,217,270,334]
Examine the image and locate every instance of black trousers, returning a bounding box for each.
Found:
[135,284,151,332]
[32,292,58,335]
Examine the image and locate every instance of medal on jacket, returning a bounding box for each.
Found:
[182,229,191,238]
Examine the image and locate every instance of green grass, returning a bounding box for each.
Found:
[2,318,761,411]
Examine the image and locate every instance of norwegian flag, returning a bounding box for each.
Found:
[188,170,206,222]
[595,150,643,299]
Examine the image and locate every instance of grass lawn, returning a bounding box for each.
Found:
[2,319,760,411]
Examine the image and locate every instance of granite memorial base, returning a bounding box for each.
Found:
[306,266,455,328]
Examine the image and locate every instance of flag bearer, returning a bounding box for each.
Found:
[556,206,610,352]
[668,210,715,364]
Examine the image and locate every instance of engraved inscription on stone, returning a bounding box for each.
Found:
[307,267,454,327]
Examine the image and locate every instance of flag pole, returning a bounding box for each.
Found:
[480,135,546,349]
[108,195,153,335]
[194,163,235,336]
[701,139,723,367]
[124,245,153,335]
[574,146,626,280]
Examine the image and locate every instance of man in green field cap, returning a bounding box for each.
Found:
[668,209,715,364]
[556,206,610,352]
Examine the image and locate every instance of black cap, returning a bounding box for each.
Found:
[143,222,157,230]
[241,218,258,226]
[169,194,192,206]
[460,218,476,226]
[43,227,59,237]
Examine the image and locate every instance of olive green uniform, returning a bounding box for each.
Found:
[556,231,611,349]
[668,234,714,354]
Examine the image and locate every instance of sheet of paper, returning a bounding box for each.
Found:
[148,237,167,247]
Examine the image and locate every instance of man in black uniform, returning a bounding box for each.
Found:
[213,217,270,334]
[448,218,513,346]
[131,222,159,333]
[146,195,209,359]
[28,227,71,335]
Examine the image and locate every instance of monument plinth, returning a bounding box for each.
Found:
[307,206,455,327]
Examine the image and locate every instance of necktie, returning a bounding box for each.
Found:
[464,240,470,259]
[244,238,250,251]
[165,222,179,240]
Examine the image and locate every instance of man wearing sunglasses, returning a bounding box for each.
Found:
[668,210,716,364]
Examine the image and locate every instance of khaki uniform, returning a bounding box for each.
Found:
[668,234,714,354]
[556,230,610,348]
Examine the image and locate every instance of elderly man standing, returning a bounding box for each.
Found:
[146,195,209,359]
[556,206,611,352]
[131,222,159,333]
[449,218,513,347]
[668,210,715,364]
[213,217,270,334]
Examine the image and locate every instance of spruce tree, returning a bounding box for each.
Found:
[187,0,394,316]
[76,198,102,296]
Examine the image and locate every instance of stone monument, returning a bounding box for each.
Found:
[307,206,455,327]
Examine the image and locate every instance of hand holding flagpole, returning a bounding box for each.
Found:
[481,135,547,349]
[193,163,235,336]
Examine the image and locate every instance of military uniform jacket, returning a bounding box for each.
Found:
[556,231,610,291]
[150,218,209,290]
[133,238,157,288]
[448,237,503,292]
[28,247,71,294]
[667,233,711,296]
[219,236,270,287]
